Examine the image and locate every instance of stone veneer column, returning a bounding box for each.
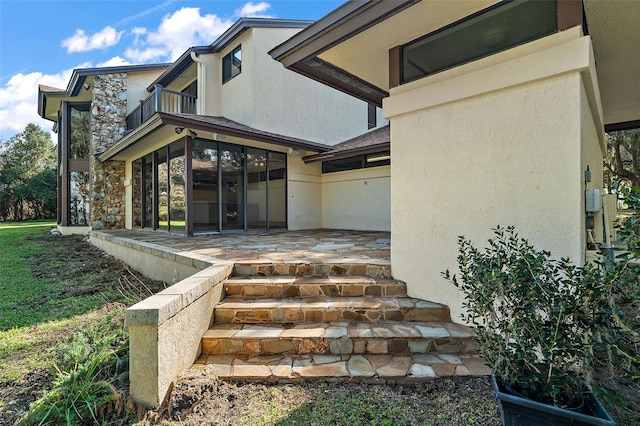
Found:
[90,73,127,229]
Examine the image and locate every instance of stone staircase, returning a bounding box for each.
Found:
[195,261,489,382]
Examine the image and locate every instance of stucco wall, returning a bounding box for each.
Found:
[287,153,322,230]
[321,166,390,231]
[385,34,604,323]
[200,27,376,146]
[126,71,167,115]
[580,79,606,244]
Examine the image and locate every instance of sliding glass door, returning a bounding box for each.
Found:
[136,139,286,234]
[221,143,244,230]
[192,140,219,233]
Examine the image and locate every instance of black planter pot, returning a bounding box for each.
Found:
[491,375,615,426]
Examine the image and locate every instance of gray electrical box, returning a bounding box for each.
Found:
[585,189,602,213]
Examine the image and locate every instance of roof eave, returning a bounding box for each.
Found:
[303,142,390,163]
[159,113,331,153]
[148,18,313,90]
[99,112,332,161]
[211,17,313,53]
[38,64,171,119]
[269,0,418,66]
[269,0,418,105]
[147,47,211,90]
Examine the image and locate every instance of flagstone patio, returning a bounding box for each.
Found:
[93,228,392,266]
[93,228,489,402]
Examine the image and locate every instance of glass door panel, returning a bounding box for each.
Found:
[221,144,244,230]
[192,139,219,232]
[157,148,168,231]
[169,141,186,233]
[268,152,287,229]
[247,148,267,229]
[142,154,153,228]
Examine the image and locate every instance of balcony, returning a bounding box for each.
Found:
[126,85,197,131]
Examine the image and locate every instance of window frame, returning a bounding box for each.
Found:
[222,45,242,84]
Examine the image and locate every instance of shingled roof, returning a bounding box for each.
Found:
[303,125,389,163]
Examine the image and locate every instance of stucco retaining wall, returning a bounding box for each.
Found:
[90,231,233,407]
[126,264,232,407]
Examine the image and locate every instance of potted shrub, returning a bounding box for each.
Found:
[443,225,616,425]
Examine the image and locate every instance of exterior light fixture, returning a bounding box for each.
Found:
[175,127,184,134]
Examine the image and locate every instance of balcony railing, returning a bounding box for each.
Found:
[126,85,197,131]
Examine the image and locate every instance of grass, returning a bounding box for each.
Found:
[0,221,165,424]
[0,220,129,330]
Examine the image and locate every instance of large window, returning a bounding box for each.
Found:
[401,0,557,83]
[169,142,186,233]
[192,140,219,233]
[322,152,390,174]
[69,171,90,225]
[59,102,90,227]
[222,45,242,83]
[136,139,287,234]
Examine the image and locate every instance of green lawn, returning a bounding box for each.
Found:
[0,220,131,330]
[0,220,58,330]
[0,221,163,424]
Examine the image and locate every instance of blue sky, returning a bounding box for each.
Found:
[0,0,344,140]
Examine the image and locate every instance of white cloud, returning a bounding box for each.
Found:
[123,47,167,63]
[124,7,235,63]
[62,26,123,53]
[235,2,273,18]
[0,70,72,140]
[97,56,131,68]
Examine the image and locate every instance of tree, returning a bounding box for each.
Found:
[0,124,57,221]
[604,129,640,189]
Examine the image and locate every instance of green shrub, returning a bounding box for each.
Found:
[19,309,131,425]
[444,226,615,407]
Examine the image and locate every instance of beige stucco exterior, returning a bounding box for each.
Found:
[287,153,323,230]
[197,27,373,146]
[91,231,233,407]
[321,166,390,231]
[126,71,168,115]
[385,31,605,322]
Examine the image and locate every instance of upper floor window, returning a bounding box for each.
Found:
[401,0,557,84]
[222,45,242,83]
[182,80,197,97]
[322,151,390,174]
[69,103,90,160]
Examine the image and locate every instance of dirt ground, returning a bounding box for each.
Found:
[143,367,501,426]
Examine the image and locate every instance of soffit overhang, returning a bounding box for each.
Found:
[98,112,331,161]
[272,0,640,128]
[38,64,171,122]
[583,0,640,128]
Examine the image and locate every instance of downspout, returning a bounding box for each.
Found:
[190,51,205,115]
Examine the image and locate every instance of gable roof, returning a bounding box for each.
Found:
[148,18,313,90]
[38,63,171,121]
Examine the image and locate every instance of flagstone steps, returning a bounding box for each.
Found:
[193,352,491,383]
[201,263,485,383]
[213,296,451,324]
[202,321,477,356]
[223,276,407,299]
[231,261,392,279]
